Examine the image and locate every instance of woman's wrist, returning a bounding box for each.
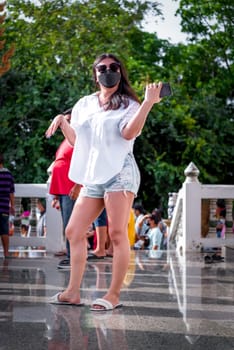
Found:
[59,115,66,130]
[142,99,154,107]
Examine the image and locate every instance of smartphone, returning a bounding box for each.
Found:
[160,83,172,98]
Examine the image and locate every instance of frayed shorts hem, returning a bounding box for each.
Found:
[79,153,140,199]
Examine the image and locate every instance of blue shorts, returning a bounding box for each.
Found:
[80,153,140,199]
[94,208,107,227]
[0,213,9,235]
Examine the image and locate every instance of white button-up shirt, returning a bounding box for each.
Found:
[69,93,140,185]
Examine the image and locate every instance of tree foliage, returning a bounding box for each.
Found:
[0,0,233,213]
[0,1,14,76]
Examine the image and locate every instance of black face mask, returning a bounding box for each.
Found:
[98,71,121,88]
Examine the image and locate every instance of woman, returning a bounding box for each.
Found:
[46,53,162,311]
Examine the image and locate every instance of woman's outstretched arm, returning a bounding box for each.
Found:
[122,82,162,140]
[45,114,76,146]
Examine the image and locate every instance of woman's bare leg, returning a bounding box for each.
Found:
[92,191,134,308]
[58,196,104,304]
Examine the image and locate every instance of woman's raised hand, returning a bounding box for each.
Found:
[144,82,162,105]
[45,114,64,138]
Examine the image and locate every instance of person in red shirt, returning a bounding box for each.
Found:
[49,109,81,269]
[50,109,109,267]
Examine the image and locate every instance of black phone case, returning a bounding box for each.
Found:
[160,83,172,98]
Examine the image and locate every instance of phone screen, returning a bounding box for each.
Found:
[160,83,172,98]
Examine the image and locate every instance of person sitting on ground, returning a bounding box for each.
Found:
[133,234,150,250]
[133,203,148,241]
[152,208,168,249]
[133,212,151,250]
[147,214,163,250]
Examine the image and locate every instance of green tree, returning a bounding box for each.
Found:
[133,0,234,209]
[0,1,14,76]
[174,0,234,183]
[0,0,163,185]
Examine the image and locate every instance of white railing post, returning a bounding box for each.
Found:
[46,165,64,253]
[45,187,64,253]
[182,162,202,251]
[168,161,234,252]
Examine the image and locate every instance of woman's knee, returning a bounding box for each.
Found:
[108,226,127,245]
[65,224,85,243]
[65,224,73,241]
[66,212,99,242]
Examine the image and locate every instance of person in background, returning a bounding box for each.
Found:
[20,224,29,237]
[128,207,136,248]
[215,199,226,239]
[36,198,46,237]
[133,212,151,250]
[0,153,15,258]
[50,110,110,266]
[134,207,167,250]
[87,208,108,260]
[49,108,81,269]
[86,222,96,250]
[147,214,163,249]
[46,52,163,311]
[152,208,168,249]
[147,214,163,259]
[133,203,148,242]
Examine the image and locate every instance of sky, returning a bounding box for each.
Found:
[143,0,187,43]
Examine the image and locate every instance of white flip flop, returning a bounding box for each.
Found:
[90,298,123,311]
[50,292,84,306]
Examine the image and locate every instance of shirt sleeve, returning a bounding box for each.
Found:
[70,101,80,128]
[118,100,140,133]
[10,174,15,193]
[152,229,162,248]
[70,96,87,128]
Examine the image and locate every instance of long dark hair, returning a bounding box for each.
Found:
[92,53,140,110]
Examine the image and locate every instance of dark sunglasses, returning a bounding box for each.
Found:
[96,62,120,73]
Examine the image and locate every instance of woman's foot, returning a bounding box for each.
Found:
[87,250,106,260]
[91,293,120,310]
[57,290,82,305]
[92,249,106,257]
[105,250,113,258]
[54,250,66,257]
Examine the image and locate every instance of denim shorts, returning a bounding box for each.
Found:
[0,213,9,235]
[94,208,107,227]
[80,153,140,198]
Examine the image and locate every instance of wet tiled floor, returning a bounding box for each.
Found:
[0,247,234,350]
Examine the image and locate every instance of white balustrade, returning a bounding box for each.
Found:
[8,183,63,253]
[4,162,234,254]
[168,162,234,253]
